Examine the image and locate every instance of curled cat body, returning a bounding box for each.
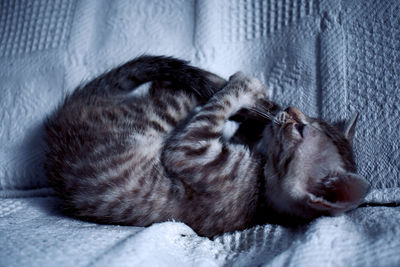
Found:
[45,55,369,237]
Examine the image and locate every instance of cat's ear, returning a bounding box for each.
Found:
[305,172,369,215]
[344,113,359,143]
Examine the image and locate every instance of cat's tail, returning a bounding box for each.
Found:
[72,55,227,101]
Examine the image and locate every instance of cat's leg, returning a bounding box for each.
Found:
[162,72,267,183]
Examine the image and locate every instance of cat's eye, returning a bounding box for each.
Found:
[295,123,305,137]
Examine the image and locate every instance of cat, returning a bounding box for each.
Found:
[45,55,369,237]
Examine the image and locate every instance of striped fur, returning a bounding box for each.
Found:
[45,56,369,237]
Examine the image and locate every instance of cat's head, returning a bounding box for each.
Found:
[262,107,369,220]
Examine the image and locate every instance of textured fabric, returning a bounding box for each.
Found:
[0,0,399,266]
[1,195,400,267]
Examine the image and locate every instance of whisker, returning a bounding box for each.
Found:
[248,107,282,125]
[248,108,272,119]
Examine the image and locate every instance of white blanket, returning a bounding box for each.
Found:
[1,0,399,266]
[1,192,400,266]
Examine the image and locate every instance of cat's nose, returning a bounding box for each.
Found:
[285,106,306,122]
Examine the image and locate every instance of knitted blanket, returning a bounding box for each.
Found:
[1,0,399,266]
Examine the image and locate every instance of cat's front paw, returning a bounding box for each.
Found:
[229,71,247,82]
[228,72,267,100]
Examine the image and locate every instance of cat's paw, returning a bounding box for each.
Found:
[229,71,247,82]
[228,72,267,100]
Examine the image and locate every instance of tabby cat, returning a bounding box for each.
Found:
[45,55,369,237]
